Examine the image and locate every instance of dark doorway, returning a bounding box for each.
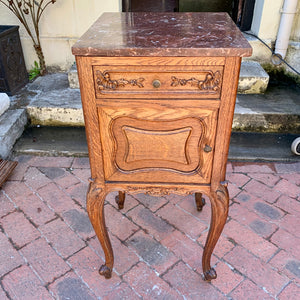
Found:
[179,0,232,14]
[122,0,255,31]
[122,0,179,12]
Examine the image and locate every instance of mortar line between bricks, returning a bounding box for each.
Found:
[17,163,30,183]
[63,180,88,211]
[230,188,244,200]
[155,209,205,242]
[47,287,59,300]
[45,269,73,288]
[70,169,90,185]
[269,193,284,206]
[92,226,174,279]
[121,274,144,299]
[266,227,280,243]
[0,264,24,282]
[124,259,184,299]
[67,260,103,300]
[153,197,170,213]
[105,201,163,240]
[117,201,140,215]
[17,238,50,285]
[121,230,179,278]
[0,208,18,221]
[266,247,281,264]
[221,236,275,265]
[159,259,186,279]
[204,271,231,298]
[222,248,283,299]
[129,193,170,214]
[44,214,61,225]
[55,214,93,246]
[160,259,197,299]
[1,221,34,252]
[227,277,247,298]
[32,186,94,245]
[239,176,252,189]
[2,190,20,210]
[25,180,82,217]
[0,279,13,300]
[36,224,88,266]
[276,279,293,299]
[24,182,57,215]
[102,280,139,300]
[108,199,208,254]
[110,195,207,244]
[119,260,141,281]
[174,202,210,229]
[232,271,276,299]
[16,207,40,229]
[222,259,245,277]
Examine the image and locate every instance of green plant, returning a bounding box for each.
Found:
[29,60,40,80]
[0,0,57,75]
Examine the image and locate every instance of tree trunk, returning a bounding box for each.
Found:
[34,44,46,75]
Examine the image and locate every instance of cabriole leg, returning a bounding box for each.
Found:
[202,182,229,281]
[115,191,125,210]
[87,181,113,279]
[195,192,206,211]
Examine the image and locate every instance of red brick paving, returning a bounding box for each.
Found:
[2,265,52,300]
[0,156,299,299]
[229,279,274,300]
[19,237,70,284]
[0,191,15,218]
[1,211,40,248]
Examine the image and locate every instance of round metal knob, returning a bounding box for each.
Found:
[152,79,161,88]
[204,145,212,153]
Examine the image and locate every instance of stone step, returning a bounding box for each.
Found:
[68,60,270,94]
[13,127,300,162]
[238,61,269,94]
[25,73,298,133]
[0,109,27,159]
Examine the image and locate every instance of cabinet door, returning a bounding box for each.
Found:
[98,103,218,184]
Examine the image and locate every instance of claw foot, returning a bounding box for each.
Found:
[99,264,112,279]
[115,195,124,210]
[203,268,217,281]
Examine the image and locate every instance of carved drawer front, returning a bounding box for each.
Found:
[98,105,218,184]
[93,65,223,99]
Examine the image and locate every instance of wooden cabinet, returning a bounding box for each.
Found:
[72,12,252,281]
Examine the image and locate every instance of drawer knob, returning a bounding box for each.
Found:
[152,79,161,88]
[204,145,212,153]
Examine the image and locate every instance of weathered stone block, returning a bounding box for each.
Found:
[238,61,269,94]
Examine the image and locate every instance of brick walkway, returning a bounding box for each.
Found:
[0,155,299,299]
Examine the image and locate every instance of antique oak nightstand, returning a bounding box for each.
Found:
[72,12,252,281]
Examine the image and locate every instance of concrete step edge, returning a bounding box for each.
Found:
[0,109,27,159]
[25,101,299,133]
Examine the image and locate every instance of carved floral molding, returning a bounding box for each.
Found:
[96,70,145,90]
[124,186,196,197]
[171,71,221,91]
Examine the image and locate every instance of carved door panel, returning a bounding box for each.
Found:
[98,104,218,184]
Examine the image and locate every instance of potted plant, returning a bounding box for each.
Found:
[0,0,57,80]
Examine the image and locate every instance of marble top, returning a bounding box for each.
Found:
[72,12,252,57]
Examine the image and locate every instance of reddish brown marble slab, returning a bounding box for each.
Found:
[72,12,252,57]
